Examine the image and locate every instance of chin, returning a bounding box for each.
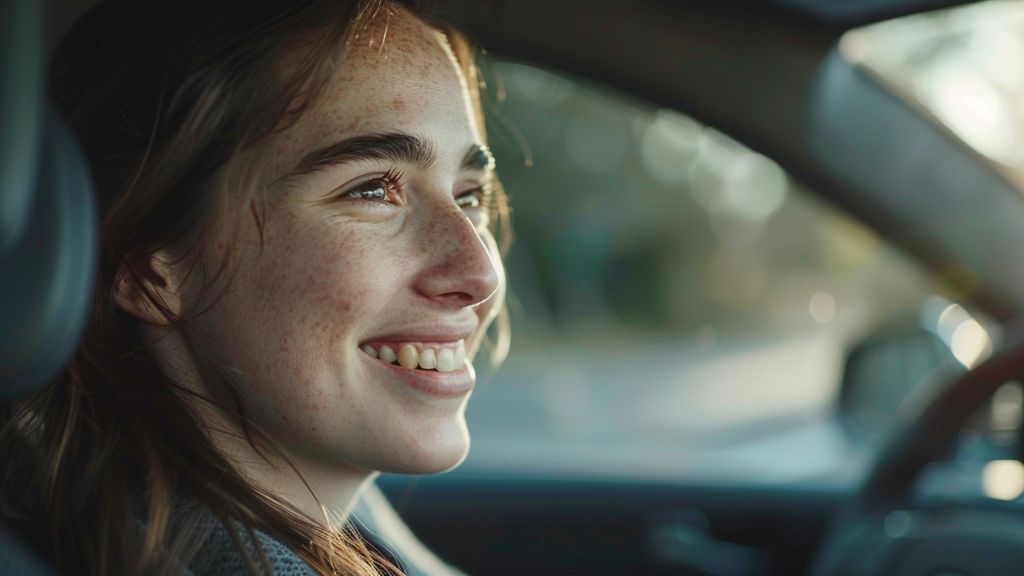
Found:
[383,420,471,475]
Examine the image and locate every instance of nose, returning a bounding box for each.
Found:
[414,203,501,309]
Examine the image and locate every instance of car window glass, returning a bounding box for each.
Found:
[842,0,1024,188]
[466,59,940,480]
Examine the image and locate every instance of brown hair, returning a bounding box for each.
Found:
[0,1,509,574]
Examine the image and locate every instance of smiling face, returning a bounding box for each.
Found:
[177,7,505,477]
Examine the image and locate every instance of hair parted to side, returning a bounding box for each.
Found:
[0,1,510,574]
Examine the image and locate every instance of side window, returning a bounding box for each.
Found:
[842,1,1024,179]
[469,60,938,474]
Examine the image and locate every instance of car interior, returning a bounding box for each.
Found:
[5,0,1024,574]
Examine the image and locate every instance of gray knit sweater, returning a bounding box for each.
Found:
[181,512,316,575]
[176,485,463,576]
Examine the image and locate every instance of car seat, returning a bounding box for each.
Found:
[0,0,98,573]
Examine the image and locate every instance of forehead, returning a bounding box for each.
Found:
[272,7,479,173]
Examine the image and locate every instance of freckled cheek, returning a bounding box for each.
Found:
[200,215,415,394]
[239,230,414,430]
[253,225,415,341]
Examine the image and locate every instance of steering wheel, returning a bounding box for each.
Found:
[811,324,1024,576]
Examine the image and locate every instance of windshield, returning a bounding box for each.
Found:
[460,59,948,482]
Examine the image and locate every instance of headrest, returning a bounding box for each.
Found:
[0,0,97,401]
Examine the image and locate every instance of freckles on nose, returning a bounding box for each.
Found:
[428,216,468,255]
[416,205,500,301]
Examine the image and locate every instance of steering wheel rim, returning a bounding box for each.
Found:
[811,320,1024,576]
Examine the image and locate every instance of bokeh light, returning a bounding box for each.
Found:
[982,460,1024,501]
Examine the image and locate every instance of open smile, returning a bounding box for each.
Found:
[360,339,468,372]
[359,339,474,398]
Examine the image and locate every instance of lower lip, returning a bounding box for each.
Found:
[368,356,475,398]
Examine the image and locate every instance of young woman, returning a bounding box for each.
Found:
[0,1,510,574]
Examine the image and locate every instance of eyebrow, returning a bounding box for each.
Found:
[286,132,495,180]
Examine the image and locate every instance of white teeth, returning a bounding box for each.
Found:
[369,339,467,371]
[436,348,456,372]
[454,340,466,366]
[418,348,437,370]
[397,344,419,369]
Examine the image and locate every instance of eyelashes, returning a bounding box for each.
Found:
[337,168,499,219]
[339,167,404,204]
[455,182,499,210]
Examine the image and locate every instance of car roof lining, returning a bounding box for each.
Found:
[760,0,981,27]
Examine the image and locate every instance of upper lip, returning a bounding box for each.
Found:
[359,321,478,346]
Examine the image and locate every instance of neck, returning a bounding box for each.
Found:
[145,325,375,527]
[206,421,379,526]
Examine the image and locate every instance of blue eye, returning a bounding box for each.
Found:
[457,183,498,229]
[347,183,388,202]
[459,180,503,215]
[456,188,483,209]
[342,168,402,204]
